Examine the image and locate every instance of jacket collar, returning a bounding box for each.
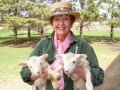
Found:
[48,30,79,43]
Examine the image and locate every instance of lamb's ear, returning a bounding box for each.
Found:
[55,54,64,59]
[18,62,27,66]
[41,54,48,59]
[76,54,87,59]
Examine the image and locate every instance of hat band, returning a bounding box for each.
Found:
[51,7,72,15]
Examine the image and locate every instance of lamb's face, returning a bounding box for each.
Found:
[56,53,87,77]
[63,55,78,76]
[28,56,42,76]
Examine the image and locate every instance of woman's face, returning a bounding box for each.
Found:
[52,15,74,37]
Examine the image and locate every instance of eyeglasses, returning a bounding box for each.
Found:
[53,17,71,23]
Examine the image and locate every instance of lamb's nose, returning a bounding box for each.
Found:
[37,71,41,75]
[65,70,69,73]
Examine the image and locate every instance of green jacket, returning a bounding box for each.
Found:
[20,31,104,90]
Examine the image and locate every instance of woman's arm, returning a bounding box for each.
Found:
[84,43,104,87]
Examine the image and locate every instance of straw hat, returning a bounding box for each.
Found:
[44,2,80,21]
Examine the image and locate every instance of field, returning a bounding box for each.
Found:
[0,29,120,90]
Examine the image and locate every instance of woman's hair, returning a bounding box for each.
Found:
[50,15,75,25]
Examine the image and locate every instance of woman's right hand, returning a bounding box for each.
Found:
[29,66,48,80]
[41,65,48,79]
[29,74,40,80]
[29,72,48,80]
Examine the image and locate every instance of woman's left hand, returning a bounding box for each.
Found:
[72,66,85,79]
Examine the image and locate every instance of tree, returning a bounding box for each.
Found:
[78,0,101,38]
[23,0,49,41]
[69,0,101,38]
[6,16,26,44]
[0,0,26,45]
[0,0,49,44]
[101,0,120,41]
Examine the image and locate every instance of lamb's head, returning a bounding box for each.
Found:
[27,56,43,76]
[19,54,48,76]
[56,53,87,76]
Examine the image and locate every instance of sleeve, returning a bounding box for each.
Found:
[20,41,42,85]
[20,66,34,85]
[91,67,104,86]
[83,42,104,87]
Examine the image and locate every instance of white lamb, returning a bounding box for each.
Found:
[19,54,62,90]
[56,52,93,90]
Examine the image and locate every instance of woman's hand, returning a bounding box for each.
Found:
[73,66,85,80]
[40,66,48,79]
[29,66,48,80]
[29,74,39,80]
[73,66,94,80]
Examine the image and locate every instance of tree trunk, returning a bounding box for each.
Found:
[79,0,84,38]
[80,21,83,38]
[38,27,40,34]
[40,26,45,39]
[28,27,31,41]
[13,27,17,45]
[110,24,114,41]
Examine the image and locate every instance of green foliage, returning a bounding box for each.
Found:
[107,19,120,26]
[4,16,26,29]
[101,0,120,26]
[0,0,49,28]
[79,0,100,21]
[0,0,50,44]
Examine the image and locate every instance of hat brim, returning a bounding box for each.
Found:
[43,12,80,21]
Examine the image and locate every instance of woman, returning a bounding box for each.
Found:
[20,2,104,90]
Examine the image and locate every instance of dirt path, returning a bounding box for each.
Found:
[95,54,120,90]
[95,41,120,90]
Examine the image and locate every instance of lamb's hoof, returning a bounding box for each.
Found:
[36,86,39,90]
[54,74,61,80]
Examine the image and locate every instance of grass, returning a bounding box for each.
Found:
[0,29,120,90]
[0,46,32,80]
[0,29,120,43]
[0,29,41,42]
[0,46,33,90]
[73,30,120,41]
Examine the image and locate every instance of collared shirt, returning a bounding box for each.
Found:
[51,31,71,90]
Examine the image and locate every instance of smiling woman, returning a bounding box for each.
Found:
[20,1,104,90]
[52,15,74,42]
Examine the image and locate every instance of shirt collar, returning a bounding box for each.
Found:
[48,31,79,43]
[54,31,72,49]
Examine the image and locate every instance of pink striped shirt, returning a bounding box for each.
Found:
[51,31,71,90]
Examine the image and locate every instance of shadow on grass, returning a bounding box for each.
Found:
[0,37,41,48]
[75,35,120,41]
[0,34,120,48]
[0,36,13,41]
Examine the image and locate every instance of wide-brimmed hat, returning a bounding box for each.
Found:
[44,2,80,21]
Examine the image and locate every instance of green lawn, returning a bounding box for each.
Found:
[0,46,32,80]
[0,29,120,42]
[0,29,119,89]
[73,30,120,40]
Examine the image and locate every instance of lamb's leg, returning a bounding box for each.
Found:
[84,68,93,90]
[53,64,63,80]
[33,78,46,90]
[36,86,39,90]
[51,80,59,90]
[74,78,86,90]
[45,67,61,80]
[78,58,93,90]
[54,64,63,73]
